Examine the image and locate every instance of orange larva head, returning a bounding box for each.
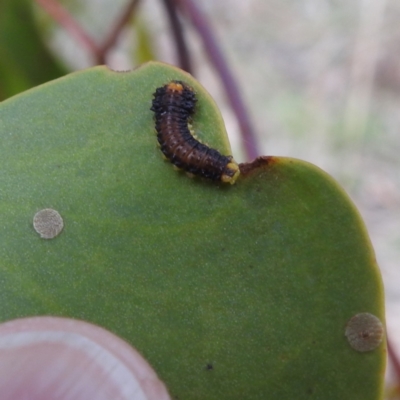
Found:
[166,81,185,93]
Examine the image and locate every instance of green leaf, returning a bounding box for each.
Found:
[0,61,385,399]
[0,0,66,100]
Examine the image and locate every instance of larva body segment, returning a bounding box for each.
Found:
[150,80,240,184]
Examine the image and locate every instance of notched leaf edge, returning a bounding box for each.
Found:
[239,156,278,177]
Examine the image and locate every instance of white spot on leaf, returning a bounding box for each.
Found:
[33,209,64,239]
[345,312,384,352]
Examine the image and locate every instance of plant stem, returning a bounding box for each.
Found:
[388,337,400,392]
[99,0,142,64]
[34,0,99,57]
[160,0,192,74]
[173,0,258,160]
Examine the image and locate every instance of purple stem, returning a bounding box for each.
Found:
[99,0,142,63]
[161,0,193,73]
[173,0,259,160]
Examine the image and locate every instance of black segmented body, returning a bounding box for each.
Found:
[150,80,239,183]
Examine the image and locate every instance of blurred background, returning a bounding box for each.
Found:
[1,0,399,395]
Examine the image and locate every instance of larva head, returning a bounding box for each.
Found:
[166,81,185,93]
[164,81,197,114]
[221,161,240,184]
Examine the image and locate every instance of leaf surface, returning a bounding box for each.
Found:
[0,62,385,399]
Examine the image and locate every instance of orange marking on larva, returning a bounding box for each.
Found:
[166,82,184,92]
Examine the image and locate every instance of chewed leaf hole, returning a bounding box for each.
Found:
[33,208,64,239]
[345,313,384,352]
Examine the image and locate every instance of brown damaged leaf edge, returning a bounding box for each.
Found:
[239,156,278,177]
